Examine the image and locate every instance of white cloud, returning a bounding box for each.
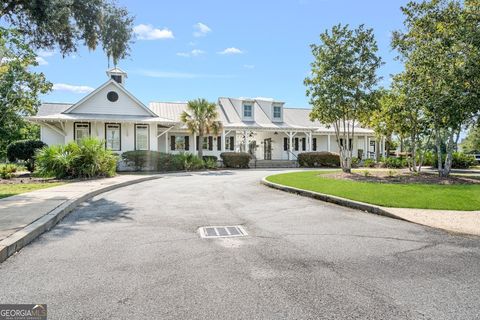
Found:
[36,50,55,57]
[193,22,211,37]
[176,49,206,58]
[218,47,243,55]
[137,69,235,79]
[36,57,48,65]
[243,64,255,69]
[53,83,94,94]
[133,24,174,40]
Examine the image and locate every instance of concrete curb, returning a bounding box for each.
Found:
[0,175,161,263]
[261,177,409,222]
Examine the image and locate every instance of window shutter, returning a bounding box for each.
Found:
[229,137,234,150]
[313,138,317,151]
[185,136,190,150]
[302,138,306,151]
[170,136,176,151]
[196,136,199,151]
[294,138,299,151]
[217,136,221,151]
[208,136,213,150]
[284,137,288,151]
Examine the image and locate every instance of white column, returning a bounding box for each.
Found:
[165,131,168,153]
[307,132,312,152]
[327,134,331,152]
[364,136,368,159]
[289,132,293,159]
[193,132,197,154]
[243,130,248,153]
[221,130,226,152]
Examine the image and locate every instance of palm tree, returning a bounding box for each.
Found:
[180,98,222,158]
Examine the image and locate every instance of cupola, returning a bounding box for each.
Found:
[106,67,127,85]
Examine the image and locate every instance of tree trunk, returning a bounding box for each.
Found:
[340,148,351,173]
[435,127,443,177]
[198,133,204,159]
[442,130,455,177]
[411,132,417,172]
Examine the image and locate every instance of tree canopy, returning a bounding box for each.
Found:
[0,0,134,63]
[0,28,52,158]
[305,24,382,172]
[392,0,480,176]
[180,99,222,158]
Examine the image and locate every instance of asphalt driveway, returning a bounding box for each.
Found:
[0,169,479,319]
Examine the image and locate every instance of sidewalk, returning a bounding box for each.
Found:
[0,174,161,262]
[386,208,480,236]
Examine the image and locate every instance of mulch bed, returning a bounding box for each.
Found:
[0,172,63,185]
[322,169,480,185]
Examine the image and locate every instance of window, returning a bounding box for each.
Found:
[243,104,252,118]
[273,106,282,119]
[340,138,353,149]
[176,136,186,150]
[74,122,90,143]
[283,137,290,151]
[107,91,118,102]
[226,136,234,151]
[202,137,209,150]
[135,124,149,150]
[171,136,189,151]
[105,123,121,151]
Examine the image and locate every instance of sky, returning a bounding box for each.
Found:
[34,0,411,108]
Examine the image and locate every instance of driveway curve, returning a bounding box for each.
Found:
[0,169,479,320]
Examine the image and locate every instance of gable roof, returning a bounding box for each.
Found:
[63,79,157,117]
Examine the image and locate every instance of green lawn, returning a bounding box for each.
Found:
[0,183,65,199]
[266,171,480,211]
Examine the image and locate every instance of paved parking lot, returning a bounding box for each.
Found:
[0,169,479,319]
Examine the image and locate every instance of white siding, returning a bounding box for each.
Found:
[41,125,65,146]
[69,82,151,116]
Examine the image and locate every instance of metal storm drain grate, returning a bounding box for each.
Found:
[198,226,247,239]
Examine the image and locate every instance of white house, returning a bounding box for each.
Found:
[28,68,384,164]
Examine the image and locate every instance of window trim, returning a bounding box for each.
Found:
[272,105,282,120]
[73,122,91,143]
[242,103,253,119]
[104,123,121,151]
[134,124,150,151]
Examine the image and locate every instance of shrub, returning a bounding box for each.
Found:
[202,156,218,162]
[418,151,476,169]
[203,157,218,169]
[0,164,17,179]
[351,157,360,168]
[35,138,117,178]
[297,152,340,168]
[220,152,251,168]
[362,159,376,168]
[382,157,407,169]
[452,152,476,169]
[6,140,46,171]
[121,151,204,171]
[177,153,204,171]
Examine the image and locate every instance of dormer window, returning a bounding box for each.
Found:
[243,104,253,119]
[273,105,282,119]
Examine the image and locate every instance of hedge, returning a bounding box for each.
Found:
[298,152,340,168]
[6,140,46,171]
[121,151,204,171]
[220,152,251,168]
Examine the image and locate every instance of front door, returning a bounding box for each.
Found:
[264,138,272,160]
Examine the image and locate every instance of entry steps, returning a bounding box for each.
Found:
[251,160,299,168]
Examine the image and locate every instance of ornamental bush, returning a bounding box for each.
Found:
[220,152,251,168]
[121,151,204,171]
[452,152,477,169]
[6,140,46,171]
[35,138,117,178]
[381,157,407,168]
[297,152,340,168]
